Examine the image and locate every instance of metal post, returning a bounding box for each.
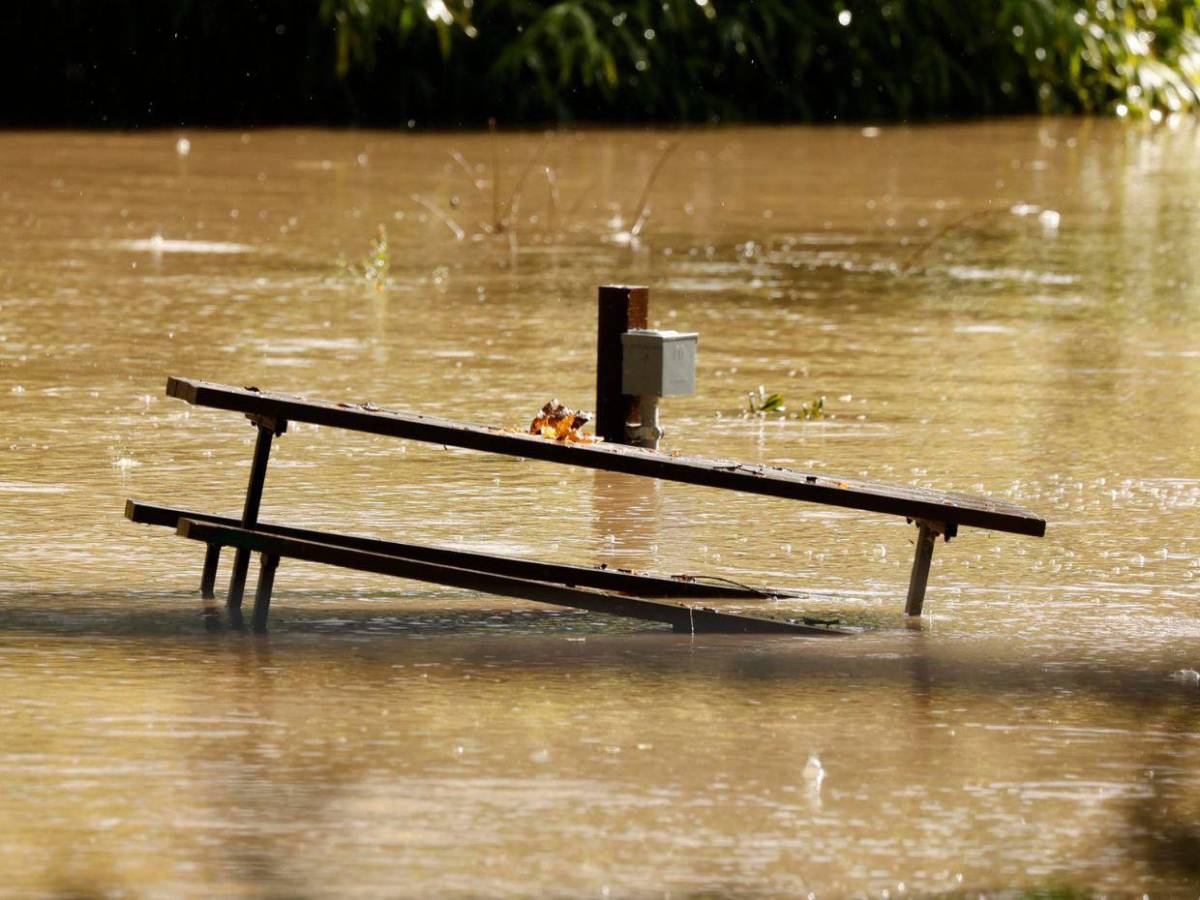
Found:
[596,284,648,445]
[905,521,939,617]
[629,395,662,450]
[227,422,277,611]
[199,543,221,599]
[252,553,279,633]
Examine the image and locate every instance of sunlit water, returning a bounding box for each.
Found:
[1,120,1198,896]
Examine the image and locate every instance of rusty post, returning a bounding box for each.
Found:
[252,552,279,633]
[905,520,941,616]
[199,543,220,599]
[227,417,284,612]
[595,284,648,445]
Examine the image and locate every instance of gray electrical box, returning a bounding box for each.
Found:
[621,329,698,397]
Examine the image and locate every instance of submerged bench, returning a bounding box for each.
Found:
[125,376,1046,634]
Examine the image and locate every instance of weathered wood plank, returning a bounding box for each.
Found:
[126,499,767,599]
[166,376,1047,537]
[174,519,846,636]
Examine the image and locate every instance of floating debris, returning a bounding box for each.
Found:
[803,752,825,784]
[529,399,597,443]
[0,481,69,494]
[1039,208,1062,231]
[120,236,252,254]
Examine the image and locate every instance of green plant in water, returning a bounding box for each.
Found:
[338,225,390,291]
[745,386,825,420]
[747,386,787,415]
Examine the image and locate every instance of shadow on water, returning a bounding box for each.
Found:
[2,589,1197,704]
[3,120,1200,895]
[1124,707,1200,885]
[3,590,1199,894]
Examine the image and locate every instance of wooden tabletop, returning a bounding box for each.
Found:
[166,376,1046,537]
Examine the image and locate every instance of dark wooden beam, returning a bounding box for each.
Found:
[199,542,220,599]
[165,377,1047,537]
[174,519,846,636]
[226,422,276,610]
[905,521,939,617]
[125,500,771,599]
[252,553,279,633]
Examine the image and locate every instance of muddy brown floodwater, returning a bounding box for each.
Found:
[1,120,1199,897]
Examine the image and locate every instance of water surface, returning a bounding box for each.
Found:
[1,120,1199,896]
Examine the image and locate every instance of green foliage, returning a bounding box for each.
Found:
[748,387,787,416]
[1003,0,1200,116]
[745,386,826,420]
[338,225,391,291]
[11,0,1200,125]
[320,0,1200,121]
[320,0,473,76]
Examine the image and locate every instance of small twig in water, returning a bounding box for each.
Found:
[900,204,1005,273]
[411,193,466,241]
[496,139,547,232]
[544,166,560,233]
[449,150,487,197]
[489,118,501,231]
[674,574,780,599]
[630,136,683,239]
[506,191,521,252]
[564,174,601,221]
[448,150,494,232]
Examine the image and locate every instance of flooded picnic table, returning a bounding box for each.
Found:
[1,119,1198,895]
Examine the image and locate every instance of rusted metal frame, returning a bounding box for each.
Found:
[252,553,279,633]
[165,377,1047,538]
[595,285,648,445]
[199,542,221,599]
[175,518,846,636]
[125,500,765,599]
[905,518,956,617]
[225,414,287,618]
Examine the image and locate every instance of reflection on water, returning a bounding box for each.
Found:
[1,120,1199,895]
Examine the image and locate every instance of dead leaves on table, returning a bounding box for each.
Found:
[528,399,599,443]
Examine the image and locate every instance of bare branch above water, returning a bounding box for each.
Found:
[630,136,683,239]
